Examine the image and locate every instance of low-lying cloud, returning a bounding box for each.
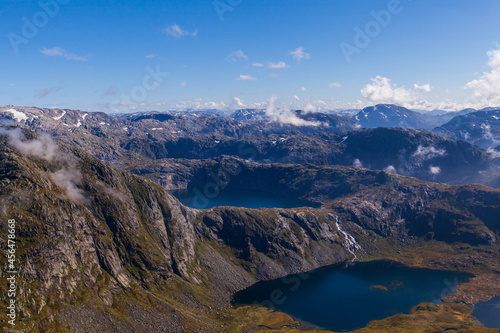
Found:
[429,166,441,175]
[353,159,363,168]
[486,148,500,159]
[49,169,87,203]
[481,123,500,146]
[1,127,87,203]
[412,145,447,160]
[384,165,397,173]
[265,96,321,126]
[0,127,57,161]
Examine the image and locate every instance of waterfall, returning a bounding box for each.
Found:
[331,214,362,261]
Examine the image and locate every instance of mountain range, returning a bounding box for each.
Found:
[1,105,500,332]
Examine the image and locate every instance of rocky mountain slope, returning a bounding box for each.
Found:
[1,127,500,332]
[124,128,495,186]
[354,105,434,130]
[434,108,500,149]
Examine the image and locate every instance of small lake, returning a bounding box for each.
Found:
[472,295,500,329]
[171,189,321,209]
[232,260,473,332]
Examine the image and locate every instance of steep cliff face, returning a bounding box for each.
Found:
[177,156,500,247]
[0,130,211,331]
[0,129,359,331]
[1,128,500,332]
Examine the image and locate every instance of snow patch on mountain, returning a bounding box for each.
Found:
[5,108,28,122]
[53,110,66,120]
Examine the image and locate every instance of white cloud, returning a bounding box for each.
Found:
[429,166,441,175]
[290,47,311,61]
[264,95,321,126]
[384,165,397,173]
[227,50,248,62]
[481,123,500,145]
[40,47,87,61]
[237,74,257,81]
[174,98,226,110]
[466,48,500,107]
[300,87,307,92]
[0,127,58,161]
[414,83,431,92]
[268,61,289,69]
[353,159,363,168]
[329,82,343,88]
[303,104,317,113]
[294,95,300,101]
[486,148,500,159]
[0,127,87,203]
[232,97,245,108]
[412,145,447,160]
[180,81,188,87]
[252,63,264,67]
[163,24,198,38]
[50,169,86,203]
[361,76,431,105]
[145,54,158,59]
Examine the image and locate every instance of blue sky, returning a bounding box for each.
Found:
[2,0,500,112]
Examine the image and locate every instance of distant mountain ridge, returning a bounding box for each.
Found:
[1,105,499,188]
[354,104,434,130]
[433,108,500,149]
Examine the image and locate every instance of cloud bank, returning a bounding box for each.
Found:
[466,48,500,107]
[361,76,431,105]
[265,95,321,126]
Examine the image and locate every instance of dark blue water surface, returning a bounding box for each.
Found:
[232,260,473,332]
[472,296,500,329]
[171,189,321,209]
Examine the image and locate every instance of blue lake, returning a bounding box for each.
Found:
[171,189,321,209]
[472,296,500,329]
[232,260,473,332]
